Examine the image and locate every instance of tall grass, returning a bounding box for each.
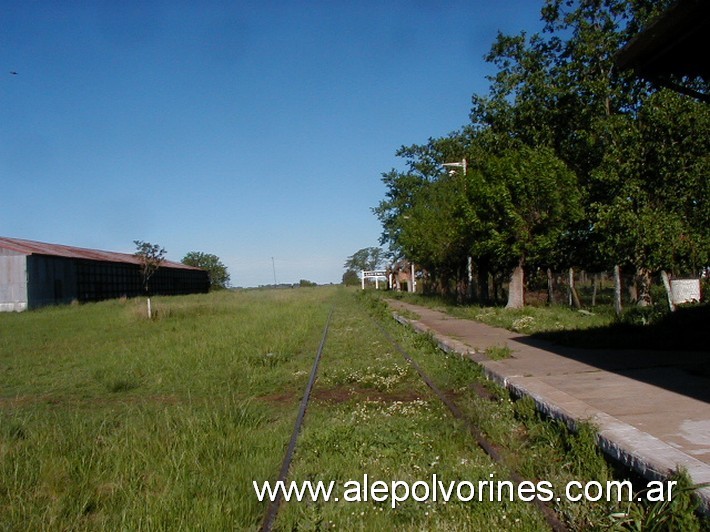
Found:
[1,287,706,529]
[0,288,334,529]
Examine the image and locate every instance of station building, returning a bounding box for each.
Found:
[0,236,209,311]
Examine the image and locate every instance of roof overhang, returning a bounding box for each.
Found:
[615,0,710,102]
[0,236,203,271]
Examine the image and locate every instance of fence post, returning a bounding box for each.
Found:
[613,265,622,317]
[661,270,675,312]
[568,268,581,309]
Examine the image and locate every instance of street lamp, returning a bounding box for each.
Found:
[443,158,466,177]
[443,158,472,299]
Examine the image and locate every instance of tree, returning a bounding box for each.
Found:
[134,240,166,319]
[590,90,710,303]
[374,132,478,298]
[182,251,231,290]
[344,247,386,273]
[342,270,360,286]
[134,241,166,294]
[468,0,706,304]
[374,0,708,311]
[395,169,472,297]
[467,145,581,308]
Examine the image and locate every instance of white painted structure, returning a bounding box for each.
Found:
[0,249,28,312]
[361,270,388,290]
[671,278,701,305]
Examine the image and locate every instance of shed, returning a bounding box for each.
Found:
[0,237,209,311]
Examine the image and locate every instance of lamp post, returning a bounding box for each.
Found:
[443,158,466,177]
[443,158,472,300]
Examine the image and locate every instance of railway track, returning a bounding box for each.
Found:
[260,307,333,532]
[260,304,567,531]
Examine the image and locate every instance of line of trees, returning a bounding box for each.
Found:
[374,0,709,309]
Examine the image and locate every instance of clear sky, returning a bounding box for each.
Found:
[1,1,544,287]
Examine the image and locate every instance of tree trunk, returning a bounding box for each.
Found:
[627,273,638,304]
[547,268,555,305]
[661,270,675,312]
[635,267,652,307]
[613,265,623,317]
[591,274,598,307]
[506,260,525,309]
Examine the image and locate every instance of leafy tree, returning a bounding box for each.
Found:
[134,240,166,295]
[471,146,582,308]
[375,0,708,311]
[182,251,231,290]
[590,90,710,302]
[468,0,707,304]
[342,270,360,286]
[395,169,472,296]
[344,247,386,273]
[374,132,477,297]
[134,240,166,319]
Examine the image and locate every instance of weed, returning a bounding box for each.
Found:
[610,470,707,531]
[485,344,512,360]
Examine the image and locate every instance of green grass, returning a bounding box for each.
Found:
[1,287,706,529]
[0,289,332,529]
[485,344,513,360]
[385,291,709,352]
[385,291,615,334]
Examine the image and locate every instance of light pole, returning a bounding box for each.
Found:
[443,158,472,299]
[443,158,466,177]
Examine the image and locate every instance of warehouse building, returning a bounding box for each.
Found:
[0,236,209,311]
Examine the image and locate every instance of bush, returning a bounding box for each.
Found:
[620,304,669,326]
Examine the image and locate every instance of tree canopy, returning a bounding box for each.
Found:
[182,252,230,290]
[344,247,387,273]
[134,240,166,295]
[375,0,709,307]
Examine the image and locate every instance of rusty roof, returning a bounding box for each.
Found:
[0,236,203,271]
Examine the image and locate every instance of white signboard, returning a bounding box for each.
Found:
[361,270,388,290]
[670,279,701,305]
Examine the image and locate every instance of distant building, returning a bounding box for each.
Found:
[0,237,209,311]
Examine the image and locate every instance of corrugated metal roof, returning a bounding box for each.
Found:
[0,236,202,271]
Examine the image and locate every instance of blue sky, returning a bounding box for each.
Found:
[1,1,544,287]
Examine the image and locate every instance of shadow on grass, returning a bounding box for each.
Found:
[532,304,710,353]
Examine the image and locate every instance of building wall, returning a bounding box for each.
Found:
[0,251,28,312]
[73,259,209,301]
[75,259,142,302]
[1,253,210,311]
[26,255,78,309]
[28,255,209,309]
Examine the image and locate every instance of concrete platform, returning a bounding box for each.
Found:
[388,300,710,511]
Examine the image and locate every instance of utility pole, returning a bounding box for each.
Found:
[271,257,277,285]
